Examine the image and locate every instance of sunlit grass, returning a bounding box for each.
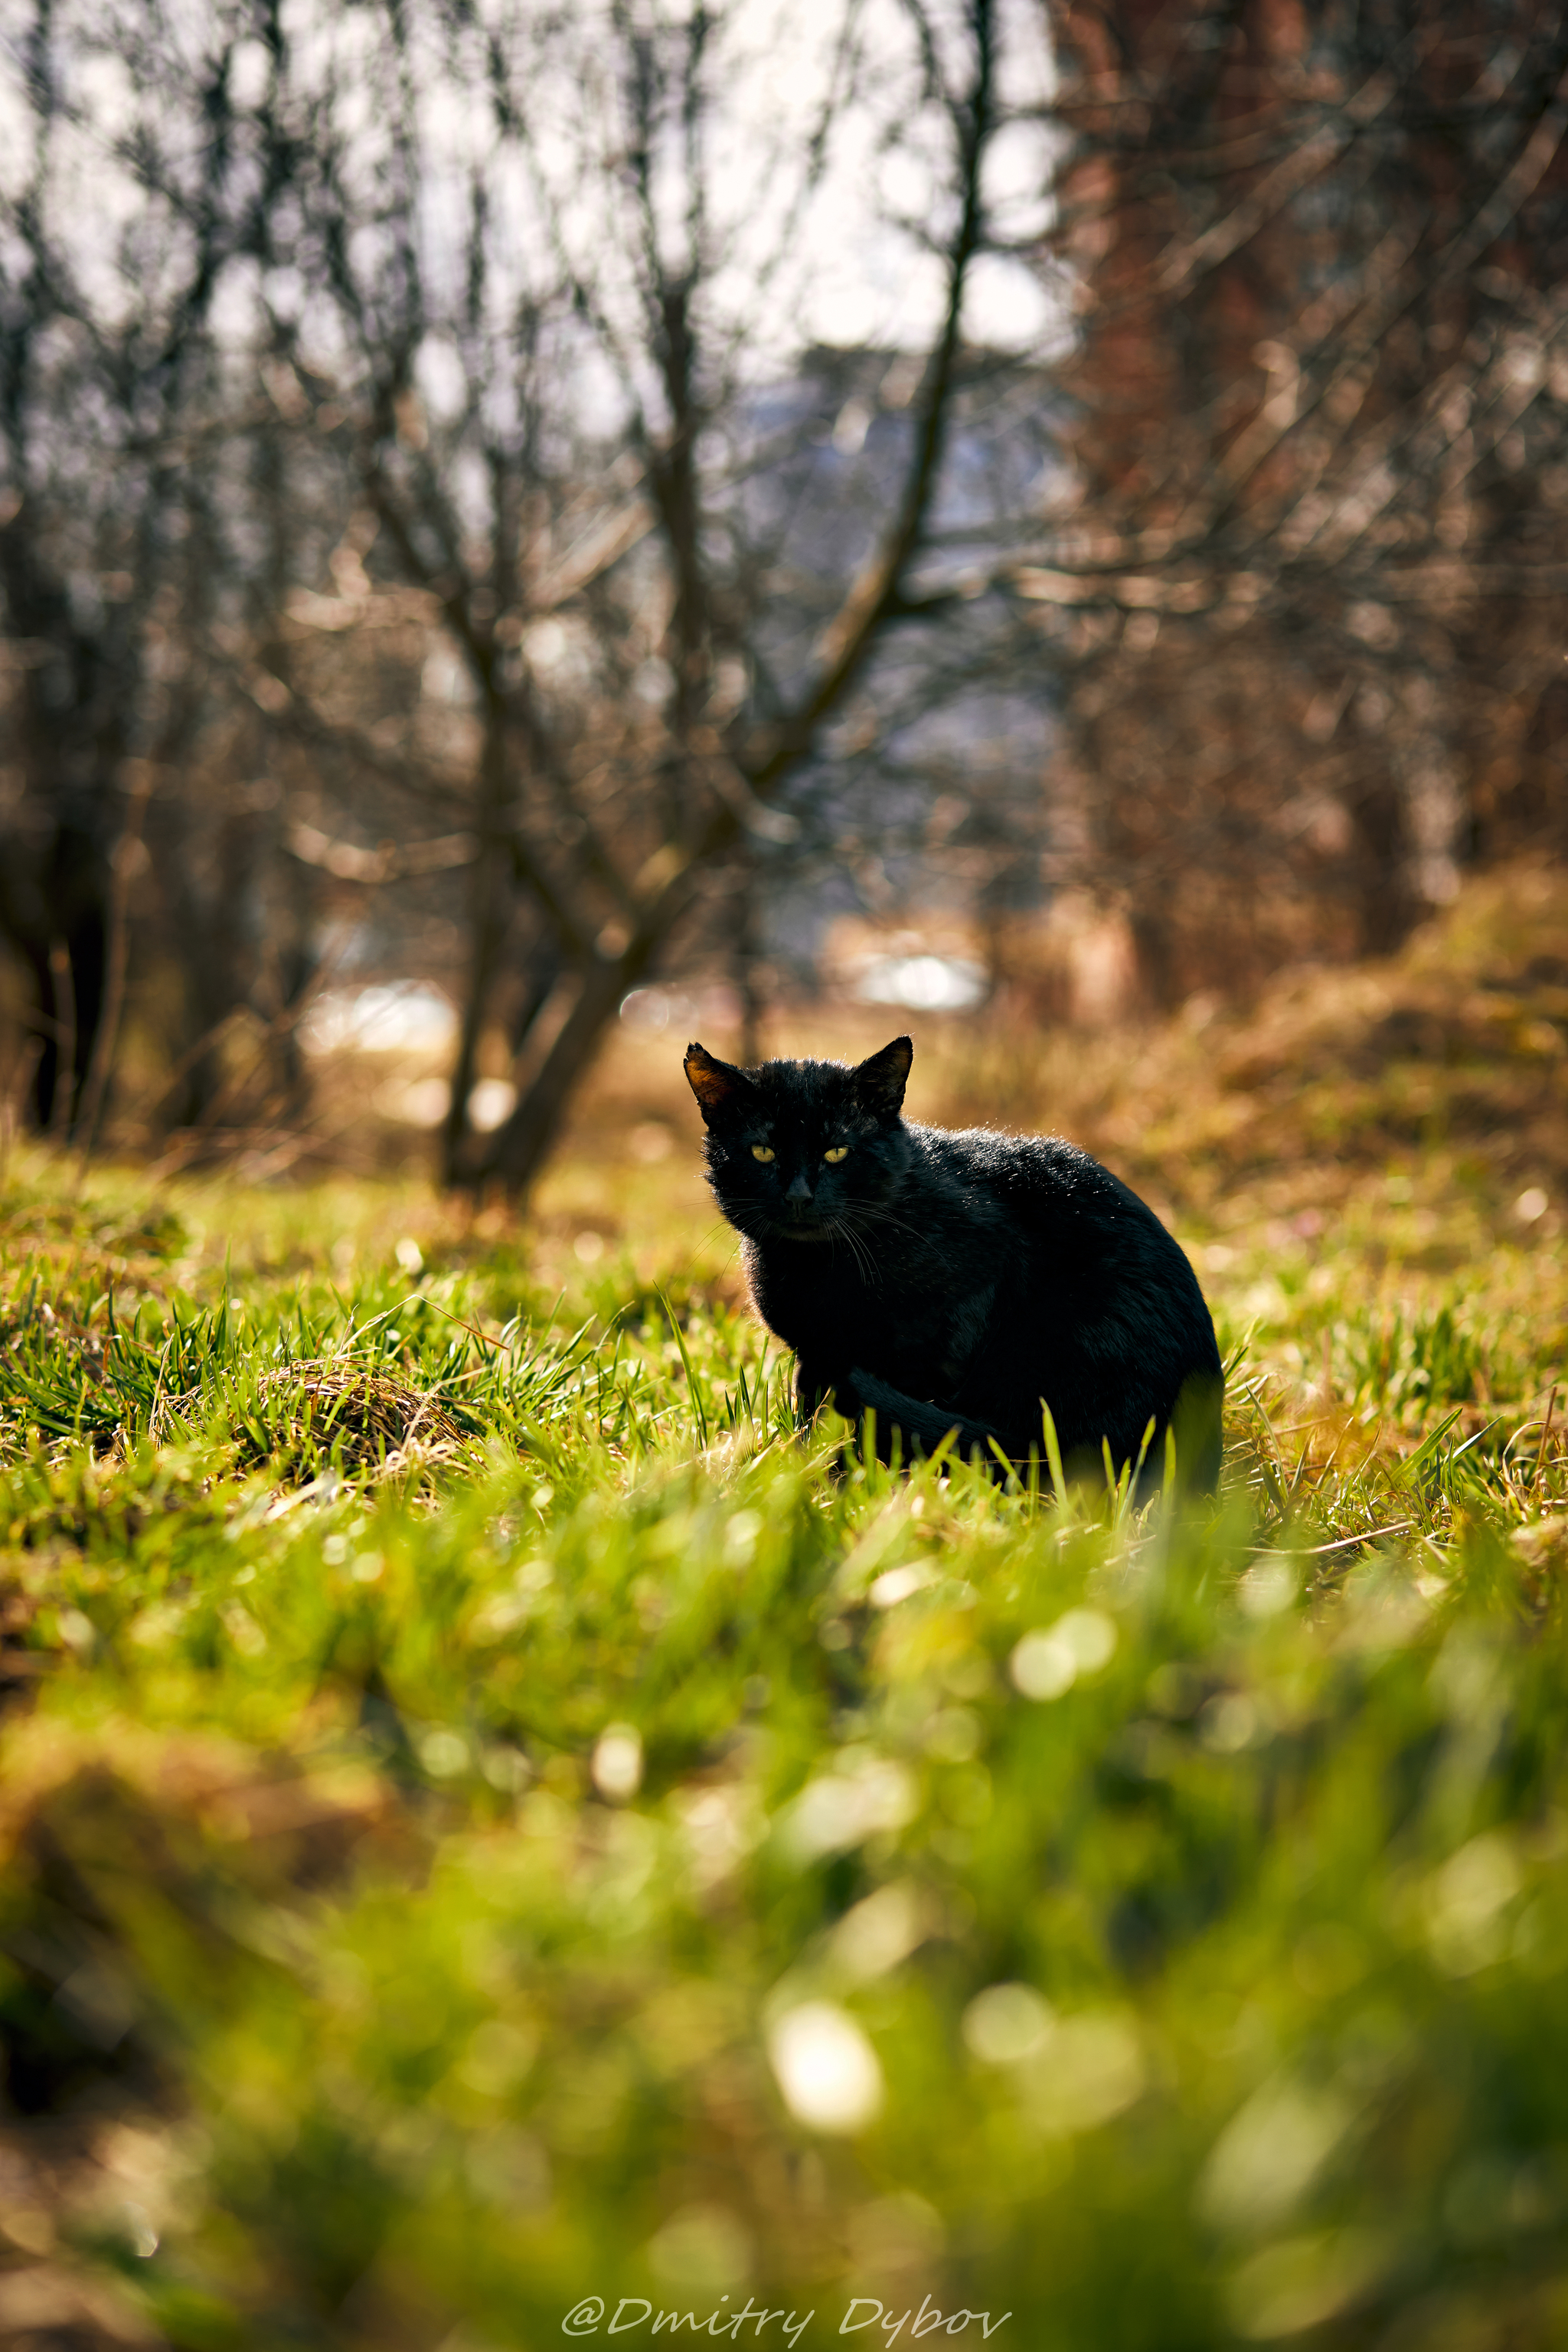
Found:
[0,864,1565,2348]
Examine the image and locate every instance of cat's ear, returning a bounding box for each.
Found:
[684,1040,752,1122]
[854,1035,913,1119]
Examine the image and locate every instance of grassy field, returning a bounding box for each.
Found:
[0,866,1565,2351]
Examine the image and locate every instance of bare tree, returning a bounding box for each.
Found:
[0,0,318,1135]
[237,0,1052,1191]
[1013,0,1568,1005]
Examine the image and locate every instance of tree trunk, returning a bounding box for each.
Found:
[441,701,514,1186]
[6,844,108,1136]
[1353,773,1418,958]
[477,956,635,1194]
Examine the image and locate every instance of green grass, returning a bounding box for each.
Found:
[0,1094,1564,2350]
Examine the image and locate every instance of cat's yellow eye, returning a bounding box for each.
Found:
[752,1144,775,1162]
[823,1145,849,1164]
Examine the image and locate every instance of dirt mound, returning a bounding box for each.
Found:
[967,860,1568,1225]
[1210,864,1567,1167]
[155,1357,474,1480]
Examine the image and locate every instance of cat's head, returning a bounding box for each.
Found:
[683,1036,914,1243]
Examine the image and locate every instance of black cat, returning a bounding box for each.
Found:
[684,1034,1223,1487]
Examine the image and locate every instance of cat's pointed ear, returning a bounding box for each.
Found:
[854,1035,913,1120]
[684,1040,752,1123]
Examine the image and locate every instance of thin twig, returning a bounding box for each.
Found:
[1534,1384,1560,1500]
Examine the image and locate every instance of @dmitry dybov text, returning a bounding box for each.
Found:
[561,2296,1012,2341]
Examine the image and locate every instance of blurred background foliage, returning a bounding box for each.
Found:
[0,0,1565,1190]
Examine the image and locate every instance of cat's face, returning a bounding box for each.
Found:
[684,1036,914,1243]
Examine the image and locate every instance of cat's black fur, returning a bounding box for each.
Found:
[684,1034,1223,1488]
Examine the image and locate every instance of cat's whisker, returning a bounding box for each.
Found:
[848,1203,924,1235]
[831,1217,864,1277]
[827,1216,879,1288]
[824,1217,856,1275]
[844,1207,927,1250]
[686,1230,743,1281]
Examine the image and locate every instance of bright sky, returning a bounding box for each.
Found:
[511,0,1063,362]
[0,0,1066,382]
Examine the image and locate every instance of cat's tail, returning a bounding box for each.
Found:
[842,1367,1005,1469]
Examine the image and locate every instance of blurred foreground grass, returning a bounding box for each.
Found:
[0,868,1565,2350]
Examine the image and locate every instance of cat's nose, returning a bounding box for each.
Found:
[786,1172,813,1203]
